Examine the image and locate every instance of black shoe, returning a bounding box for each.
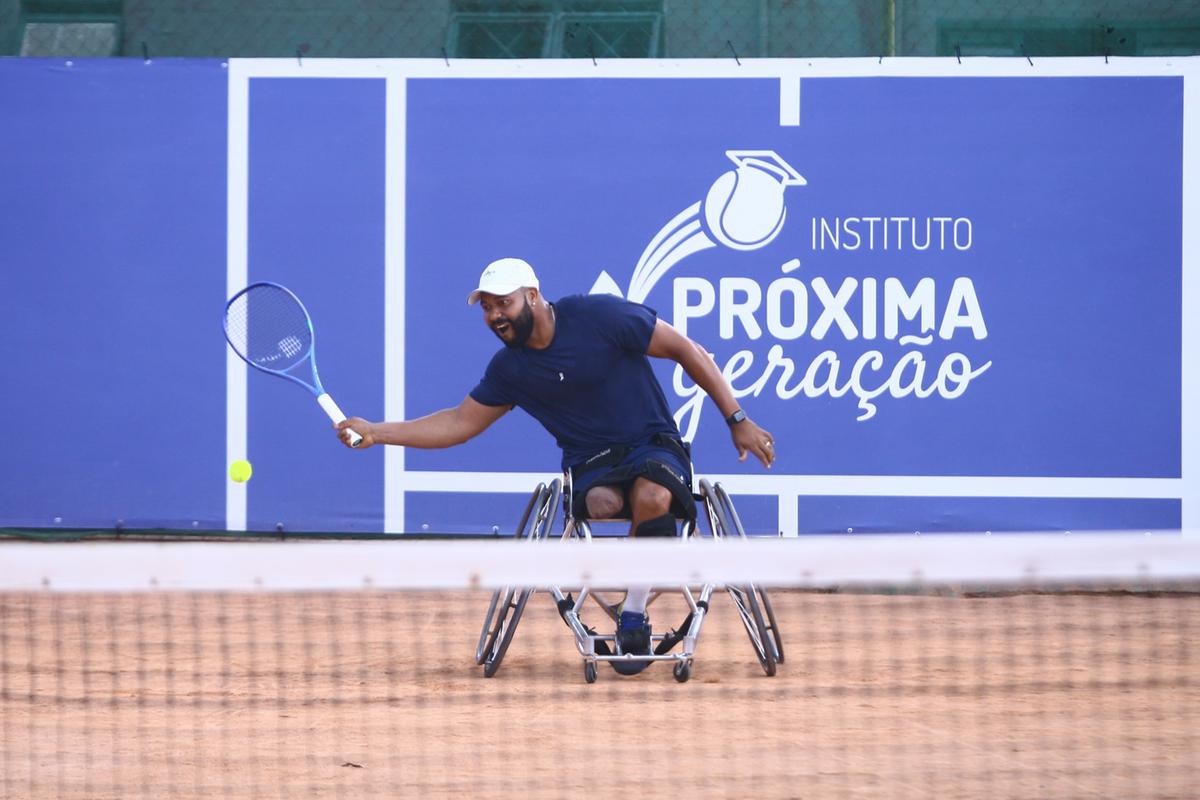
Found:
[612,611,651,676]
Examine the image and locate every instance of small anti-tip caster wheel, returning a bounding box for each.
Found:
[584,662,598,684]
[673,662,691,683]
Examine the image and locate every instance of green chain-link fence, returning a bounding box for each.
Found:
[4,0,1200,59]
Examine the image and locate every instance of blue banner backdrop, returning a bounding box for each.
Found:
[0,59,1191,534]
[1,59,229,531]
[401,72,1184,534]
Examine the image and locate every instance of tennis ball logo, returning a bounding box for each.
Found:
[703,165,788,251]
[603,150,806,304]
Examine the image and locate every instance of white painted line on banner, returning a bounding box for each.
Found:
[392,471,1183,537]
[780,75,800,126]
[394,471,1182,499]
[225,63,250,532]
[384,75,407,536]
[227,57,1200,81]
[1182,68,1198,530]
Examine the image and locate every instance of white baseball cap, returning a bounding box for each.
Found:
[467,258,540,305]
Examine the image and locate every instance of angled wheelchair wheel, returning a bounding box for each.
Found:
[715,484,782,666]
[479,482,560,677]
[700,480,776,676]
[475,484,544,665]
[756,586,784,664]
[481,587,534,678]
[714,482,785,665]
[474,588,504,665]
[725,584,776,676]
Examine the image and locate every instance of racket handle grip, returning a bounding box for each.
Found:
[317,393,363,447]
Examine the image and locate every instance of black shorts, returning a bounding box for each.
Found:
[569,435,695,521]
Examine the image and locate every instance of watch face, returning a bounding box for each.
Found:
[728,410,746,425]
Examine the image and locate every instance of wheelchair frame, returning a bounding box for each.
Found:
[476,472,784,683]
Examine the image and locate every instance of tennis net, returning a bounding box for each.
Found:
[2,534,1198,798]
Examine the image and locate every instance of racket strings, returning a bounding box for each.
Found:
[225,285,313,373]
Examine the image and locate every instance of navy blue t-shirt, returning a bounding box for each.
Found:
[470,294,680,468]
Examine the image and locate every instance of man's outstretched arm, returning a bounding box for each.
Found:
[335,396,510,449]
[646,318,776,468]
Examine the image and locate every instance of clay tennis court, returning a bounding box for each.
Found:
[3,587,1197,798]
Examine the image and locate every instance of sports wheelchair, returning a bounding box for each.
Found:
[475,471,784,683]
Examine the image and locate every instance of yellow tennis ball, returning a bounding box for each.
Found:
[229,459,253,483]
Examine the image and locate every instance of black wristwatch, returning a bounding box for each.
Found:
[725,409,747,426]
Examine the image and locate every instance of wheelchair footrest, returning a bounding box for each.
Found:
[586,633,687,662]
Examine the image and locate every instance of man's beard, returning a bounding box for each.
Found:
[492,299,535,348]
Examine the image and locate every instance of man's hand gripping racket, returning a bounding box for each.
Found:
[223,282,363,447]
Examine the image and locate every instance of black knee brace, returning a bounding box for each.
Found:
[634,512,677,538]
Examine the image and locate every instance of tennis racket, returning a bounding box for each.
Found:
[223,282,363,447]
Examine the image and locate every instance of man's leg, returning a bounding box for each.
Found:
[612,478,676,670]
[584,485,624,519]
[582,477,678,672]
[583,479,675,534]
[624,478,674,614]
[629,477,674,536]
[583,483,652,668]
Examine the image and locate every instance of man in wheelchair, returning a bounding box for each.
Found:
[336,257,775,672]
